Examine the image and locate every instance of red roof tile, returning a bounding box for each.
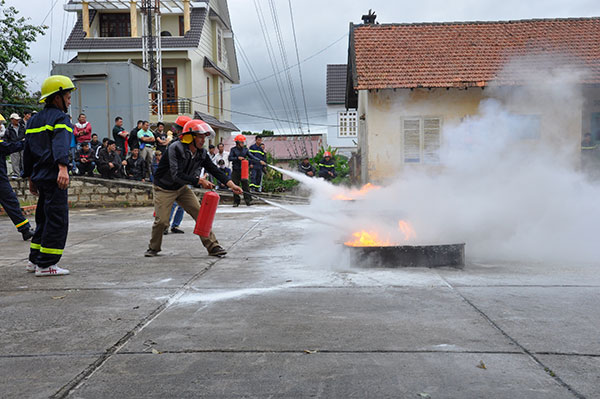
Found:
[350,17,600,89]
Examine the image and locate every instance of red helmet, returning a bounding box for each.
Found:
[173,115,192,130]
[180,120,215,144]
[323,151,332,157]
[234,134,246,142]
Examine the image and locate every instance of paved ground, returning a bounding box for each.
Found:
[1,206,599,398]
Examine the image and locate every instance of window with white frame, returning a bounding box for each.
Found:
[338,111,357,137]
[402,117,442,164]
[217,28,223,62]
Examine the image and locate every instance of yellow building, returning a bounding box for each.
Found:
[63,0,239,143]
[346,16,600,183]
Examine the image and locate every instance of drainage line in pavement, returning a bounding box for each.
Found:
[115,349,526,355]
[438,275,587,399]
[50,218,263,399]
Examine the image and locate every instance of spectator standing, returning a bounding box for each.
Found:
[318,151,337,180]
[0,113,6,138]
[298,157,316,177]
[21,110,32,128]
[150,150,161,182]
[164,203,185,235]
[137,121,155,178]
[68,116,77,174]
[97,140,122,179]
[228,135,265,206]
[249,135,267,192]
[112,117,129,158]
[90,133,101,155]
[128,120,143,153]
[154,122,168,153]
[73,113,92,146]
[75,142,95,176]
[123,147,147,181]
[213,142,229,168]
[6,113,25,177]
[0,135,34,240]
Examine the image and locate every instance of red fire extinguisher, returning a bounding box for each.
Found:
[194,191,220,238]
[241,159,249,180]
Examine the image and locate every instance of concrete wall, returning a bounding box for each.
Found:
[4,177,234,209]
[52,61,148,140]
[359,86,593,183]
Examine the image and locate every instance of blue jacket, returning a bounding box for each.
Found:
[23,105,72,182]
[0,139,24,176]
[248,143,266,165]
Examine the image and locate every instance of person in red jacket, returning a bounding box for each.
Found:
[73,113,92,147]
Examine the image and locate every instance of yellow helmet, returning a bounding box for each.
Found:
[39,75,76,103]
[0,114,5,123]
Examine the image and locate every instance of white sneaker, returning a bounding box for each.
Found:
[26,261,37,273]
[35,265,70,277]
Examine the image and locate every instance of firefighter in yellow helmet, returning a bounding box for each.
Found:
[22,75,76,276]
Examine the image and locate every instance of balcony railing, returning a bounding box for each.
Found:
[152,98,192,115]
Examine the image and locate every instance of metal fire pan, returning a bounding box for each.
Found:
[346,243,465,269]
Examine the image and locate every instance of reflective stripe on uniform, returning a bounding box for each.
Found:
[26,124,73,134]
[249,149,265,156]
[30,243,41,250]
[318,163,335,168]
[40,247,64,255]
[582,146,597,150]
[15,219,29,228]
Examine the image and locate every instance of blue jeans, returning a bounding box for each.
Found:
[170,202,184,228]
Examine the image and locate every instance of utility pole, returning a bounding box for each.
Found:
[141,0,163,121]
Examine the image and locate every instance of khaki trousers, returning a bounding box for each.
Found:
[149,185,219,253]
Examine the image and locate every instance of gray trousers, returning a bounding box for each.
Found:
[10,151,22,177]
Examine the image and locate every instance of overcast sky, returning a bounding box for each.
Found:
[9,0,600,133]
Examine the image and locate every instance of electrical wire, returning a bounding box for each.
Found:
[288,0,311,141]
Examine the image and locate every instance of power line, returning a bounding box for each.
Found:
[288,0,313,155]
[41,0,60,25]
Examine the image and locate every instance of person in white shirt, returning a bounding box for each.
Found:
[213,142,230,169]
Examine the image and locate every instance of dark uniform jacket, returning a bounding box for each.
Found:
[298,162,315,176]
[125,155,147,180]
[248,143,266,166]
[154,140,229,191]
[96,148,122,168]
[23,105,72,182]
[318,158,337,179]
[228,145,260,171]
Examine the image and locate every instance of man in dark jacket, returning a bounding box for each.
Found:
[90,133,101,155]
[146,119,243,258]
[248,135,267,191]
[75,142,95,176]
[228,134,265,206]
[96,140,122,179]
[112,116,129,158]
[0,138,34,240]
[318,151,337,180]
[124,147,147,181]
[298,157,315,177]
[23,75,75,276]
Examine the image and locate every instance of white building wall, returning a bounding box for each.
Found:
[326,104,358,156]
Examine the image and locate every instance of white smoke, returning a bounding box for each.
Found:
[283,59,600,264]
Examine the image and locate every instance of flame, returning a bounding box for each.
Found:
[345,220,417,247]
[344,231,391,247]
[332,183,381,201]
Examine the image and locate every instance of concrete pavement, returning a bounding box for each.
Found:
[1,207,598,398]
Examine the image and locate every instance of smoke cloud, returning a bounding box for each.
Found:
[283,58,600,265]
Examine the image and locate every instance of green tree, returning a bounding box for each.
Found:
[0,0,46,116]
[260,129,274,136]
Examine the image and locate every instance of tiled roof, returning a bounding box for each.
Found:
[203,57,234,83]
[194,110,239,132]
[64,8,207,50]
[350,17,600,89]
[326,64,347,104]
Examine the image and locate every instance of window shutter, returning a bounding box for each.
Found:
[423,118,441,163]
[403,119,421,163]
